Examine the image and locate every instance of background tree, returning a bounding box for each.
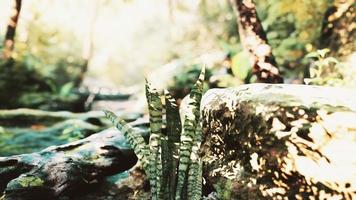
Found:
[230,0,283,83]
[77,0,99,86]
[2,0,22,60]
[319,1,355,58]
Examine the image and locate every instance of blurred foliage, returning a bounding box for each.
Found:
[0,10,86,110]
[0,59,86,110]
[0,0,354,111]
[304,49,356,88]
[257,0,333,75]
[13,12,85,86]
[231,51,252,82]
[169,64,212,100]
[198,0,335,81]
[319,0,355,58]
[199,0,239,48]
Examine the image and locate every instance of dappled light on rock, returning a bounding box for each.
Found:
[201,84,356,199]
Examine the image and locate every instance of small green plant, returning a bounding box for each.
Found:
[215,179,233,200]
[105,68,205,200]
[304,49,342,86]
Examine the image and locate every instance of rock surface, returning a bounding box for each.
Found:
[200,84,356,199]
[0,119,102,156]
[0,127,139,200]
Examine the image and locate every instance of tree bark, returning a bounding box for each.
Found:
[319,1,355,58]
[0,128,138,200]
[230,0,283,83]
[2,0,22,60]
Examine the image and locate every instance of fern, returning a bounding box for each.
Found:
[104,67,205,200]
[175,67,205,200]
[145,80,163,200]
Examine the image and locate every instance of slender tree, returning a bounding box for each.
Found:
[77,1,99,86]
[2,0,22,60]
[230,0,283,83]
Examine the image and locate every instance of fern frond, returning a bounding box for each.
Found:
[145,81,163,199]
[175,67,205,200]
[106,67,205,200]
[162,89,181,200]
[187,122,203,200]
[104,110,151,173]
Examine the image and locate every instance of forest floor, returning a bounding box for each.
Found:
[0,76,150,199]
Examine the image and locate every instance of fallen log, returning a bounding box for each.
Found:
[0,126,141,200]
[76,89,131,101]
[200,84,356,199]
[0,108,142,128]
[0,108,104,127]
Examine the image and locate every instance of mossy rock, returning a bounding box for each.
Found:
[201,84,356,199]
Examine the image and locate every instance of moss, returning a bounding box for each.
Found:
[18,176,44,187]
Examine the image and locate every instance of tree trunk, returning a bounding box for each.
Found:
[2,0,22,60]
[0,128,138,200]
[78,1,99,86]
[319,1,355,58]
[230,0,283,83]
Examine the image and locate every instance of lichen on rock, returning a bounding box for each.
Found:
[15,175,44,188]
[200,84,356,199]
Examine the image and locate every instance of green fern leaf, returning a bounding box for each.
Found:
[162,89,182,200]
[175,67,205,200]
[187,122,203,200]
[145,81,163,199]
[104,110,151,173]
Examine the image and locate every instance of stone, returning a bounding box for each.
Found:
[0,127,140,200]
[200,84,356,199]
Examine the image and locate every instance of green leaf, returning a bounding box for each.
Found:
[317,48,330,58]
[305,51,319,59]
[59,82,74,97]
[145,80,163,200]
[104,110,151,175]
[163,90,181,199]
[231,51,251,80]
[175,67,205,200]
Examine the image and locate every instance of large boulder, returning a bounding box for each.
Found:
[200,84,356,199]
